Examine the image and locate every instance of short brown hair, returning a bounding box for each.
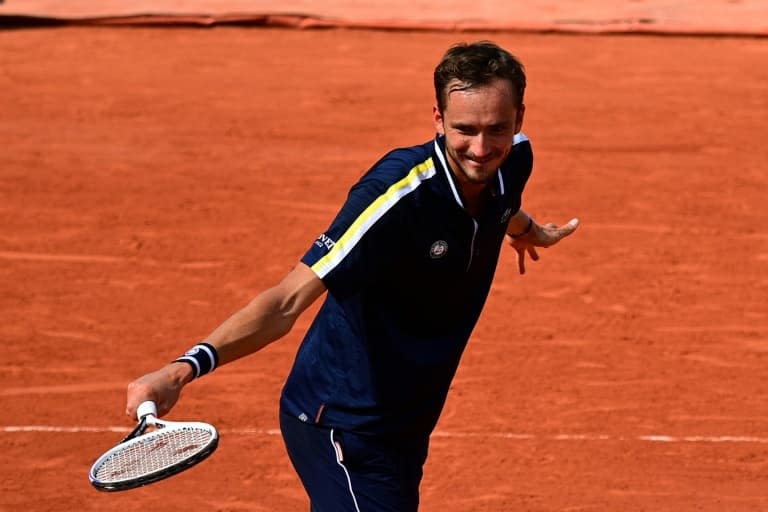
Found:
[434,41,526,113]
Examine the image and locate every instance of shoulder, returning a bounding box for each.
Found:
[497,132,534,194]
[366,141,434,179]
[512,132,532,157]
[354,140,437,194]
[505,132,533,170]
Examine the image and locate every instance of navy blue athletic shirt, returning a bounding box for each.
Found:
[280,133,533,439]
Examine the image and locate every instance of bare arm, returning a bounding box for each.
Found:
[206,263,326,364]
[506,209,579,274]
[125,263,326,418]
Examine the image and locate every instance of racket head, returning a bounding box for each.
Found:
[89,417,219,492]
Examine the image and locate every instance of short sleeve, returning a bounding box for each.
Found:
[502,133,533,211]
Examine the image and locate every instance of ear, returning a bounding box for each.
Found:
[433,105,445,135]
[514,104,526,133]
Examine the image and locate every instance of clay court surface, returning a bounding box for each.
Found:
[1,24,767,511]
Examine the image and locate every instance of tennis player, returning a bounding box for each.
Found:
[126,40,579,511]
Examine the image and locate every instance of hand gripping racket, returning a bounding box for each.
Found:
[89,401,219,491]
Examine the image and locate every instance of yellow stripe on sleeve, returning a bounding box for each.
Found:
[311,158,437,279]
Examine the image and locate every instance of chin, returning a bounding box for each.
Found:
[462,174,495,187]
[463,166,497,184]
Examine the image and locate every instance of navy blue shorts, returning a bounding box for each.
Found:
[280,411,429,512]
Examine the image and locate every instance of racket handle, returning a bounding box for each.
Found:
[137,401,158,420]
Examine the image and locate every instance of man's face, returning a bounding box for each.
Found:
[433,78,524,188]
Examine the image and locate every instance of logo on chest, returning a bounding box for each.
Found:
[429,240,448,259]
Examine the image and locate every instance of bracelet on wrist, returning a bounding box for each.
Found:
[510,216,534,239]
[173,342,219,379]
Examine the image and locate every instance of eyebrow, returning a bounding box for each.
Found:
[450,121,512,130]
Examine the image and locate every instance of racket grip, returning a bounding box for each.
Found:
[137,401,158,419]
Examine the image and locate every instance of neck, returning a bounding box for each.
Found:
[445,162,493,219]
[459,181,490,218]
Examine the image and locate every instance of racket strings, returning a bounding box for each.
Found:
[94,426,214,483]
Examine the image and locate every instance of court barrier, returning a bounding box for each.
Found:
[1,0,767,36]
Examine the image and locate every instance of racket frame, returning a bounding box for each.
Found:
[88,402,219,492]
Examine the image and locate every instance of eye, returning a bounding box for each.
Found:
[453,125,477,136]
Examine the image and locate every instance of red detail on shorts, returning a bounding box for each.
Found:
[314,404,326,424]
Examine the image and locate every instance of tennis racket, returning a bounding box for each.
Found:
[89,401,219,492]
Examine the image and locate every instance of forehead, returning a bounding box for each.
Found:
[442,78,519,119]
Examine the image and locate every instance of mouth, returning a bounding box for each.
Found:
[465,153,495,166]
[465,157,496,170]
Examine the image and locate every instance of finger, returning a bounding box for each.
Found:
[546,218,580,244]
[558,218,579,234]
[529,246,540,261]
[126,397,148,419]
[126,380,156,419]
[516,247,526,274]
[561,218,579,233]
[126,399,142,419]
[557,220,579,238]
[126,383,141,417]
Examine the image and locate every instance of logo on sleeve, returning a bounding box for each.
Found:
[500,208,512,224]
[314,233,336,250]
[429,240,448,259]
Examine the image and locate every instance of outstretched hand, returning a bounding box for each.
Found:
[507,218,579,274]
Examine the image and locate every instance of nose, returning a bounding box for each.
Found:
[469,133,491,159]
